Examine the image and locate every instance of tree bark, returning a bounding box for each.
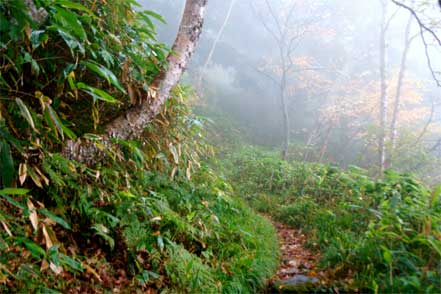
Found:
[388,13,413,167]
[319,124,333,163]
[197,0,236,93]
[280,70,290,161]
[63,0,208,163]
[378,0,388,175]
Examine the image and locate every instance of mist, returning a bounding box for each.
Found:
[139,0,441,182]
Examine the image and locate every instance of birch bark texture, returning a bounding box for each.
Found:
[64,0,208,163]
[378,0,388,175]
[105,0,208,140]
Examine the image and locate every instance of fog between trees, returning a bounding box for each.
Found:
[143,0,441,183]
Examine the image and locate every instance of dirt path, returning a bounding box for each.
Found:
[268,220,329,292]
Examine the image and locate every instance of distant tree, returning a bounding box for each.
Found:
[197,0,237,94]
[388,12,417,167]
[253,0,321,160]
[378,0,390,175]
[390,0,441,87]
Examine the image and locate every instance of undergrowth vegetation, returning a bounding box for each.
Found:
[0,1,278,292]
[220,146,441,293]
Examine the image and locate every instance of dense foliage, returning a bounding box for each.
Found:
[0,1,278,292]
[220,146,441,293]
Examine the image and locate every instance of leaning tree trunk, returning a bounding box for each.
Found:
[378,0,388,176]
[388,13,413,167]
[64,0,208,163]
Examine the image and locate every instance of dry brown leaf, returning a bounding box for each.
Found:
[27,199,39,231]
[19,163,27,185]
[33,165,49,186]
[186,160,192,180]
[1,221,12,237]
[82,263,102,282]
[40,258,49,271]
[42,224,53,249]
[170,166,177,180]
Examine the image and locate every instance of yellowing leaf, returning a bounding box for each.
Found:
[1,221,12,237]
[27,166,43,188]
[40,259,49,272]
[19,163,27,185]
[16,98,35,131]
[82,263,102,282]
[169,143,179,164]
[27,199,39,231]
[33,165,49,186]
[42,225,53,249]
[150,216,162,222]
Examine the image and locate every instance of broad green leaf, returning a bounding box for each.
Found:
[143,10,166,24]
[431,186,441,207]
[16,237,45,259]
[427,237,441,257]
[39,208,71,230]
[77,82,119,103]
[61,124,77,140]
[381,245,392,264]
[60,253,84,272]
[91,224,115,249]
[54,0,96,17]
[15,98,35,130]
[54,7,87,41]
[30,30,48,50]
[54,26,85,55]
[81,61,125,93]
[0,194,26,210]
[0,141,14,187]
[0,188,29,195]
[47,106,65,140]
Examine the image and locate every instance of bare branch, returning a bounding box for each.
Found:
[390,0,441,47]
[390,0,441,86]
[264,0,283,38]
[250,2,281,44]
[413,98,436,144]
[249,63,281,86]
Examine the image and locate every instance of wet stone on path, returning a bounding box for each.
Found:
[268,221,324,293]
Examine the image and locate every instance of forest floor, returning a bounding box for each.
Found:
[268,220,330,292]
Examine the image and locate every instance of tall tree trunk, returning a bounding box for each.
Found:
[64,0,208,163]
[280,75,290,161]
[280,44,290,161]
[303,120,323,162]
[378,0,388,175]
[388,13,413,167]
[197,0,236,93]
[319,124,333,163]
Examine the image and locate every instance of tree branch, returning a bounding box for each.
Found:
[390,0,441,86]
[63,0,208,163]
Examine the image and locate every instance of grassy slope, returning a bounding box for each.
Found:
[218,145,441,293]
